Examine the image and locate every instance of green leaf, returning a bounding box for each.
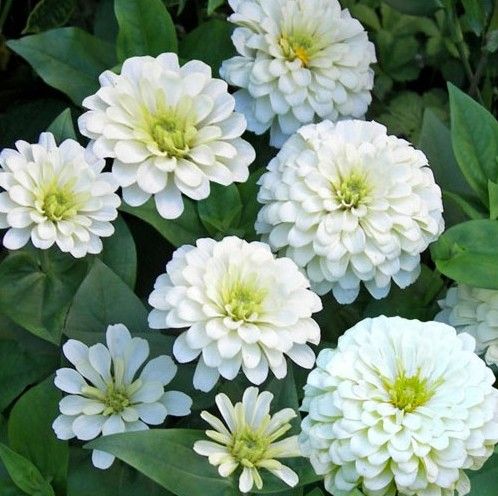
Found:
[0,443,55,496]
[115,0,177,61]
[0,249,88,344]
[448,83,498,205]
[489,181,498,220]
[197,184,242,236]
[23,0,76,34]
[87,430,235,496]
[431,219,498,289]
[8,378,68,496]
[306,490,325,496]
[179,20,234,77]
[462,0,487,35]
[207,0,225,15]
[382,0,440,16]
[101,215,137,289]
[47,108,76,142]
[7,28,116,105]
[468,452,498,495]
[64,258,148,337]
[349,5,381,31]
[237,167,265,241]
[120,198,208,247]
[443,191,487,224]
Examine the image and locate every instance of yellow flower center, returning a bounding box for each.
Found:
[103,384,131,415]
[150,111,197,158]
[333,172,371,209]
[230,428,270,467]
[383,370,440,413]
[39,181,82,221]
[221,277,267,322]
[279,33,314,67]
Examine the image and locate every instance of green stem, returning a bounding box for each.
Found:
[0,0,13,32]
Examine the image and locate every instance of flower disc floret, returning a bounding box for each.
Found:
[78,53,255,220]
[256,120,444,304]
[299,316,498,496]
[0,132,120,257]
[148,236,322,391]
[220,0,376,147]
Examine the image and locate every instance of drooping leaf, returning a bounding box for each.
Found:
[8,378,68,496]
[115,0,177,61]
[47,108,76,143]
[7,28,116,105]
[23,0,76,34]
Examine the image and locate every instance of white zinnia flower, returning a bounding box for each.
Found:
[52,323,192,469]
[256,120,444,304]
[299,316,498,496]
[0,132,120,258]
[220,0,376,147]
[436,284,498,367]
[194,386,300,493]
[148,236,322,392]
[78,53,255,220]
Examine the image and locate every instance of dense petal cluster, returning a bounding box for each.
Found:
[256,120,444,304]
[148,236,322,391]
[0,132,120,257]
[437,284,498,366]
[52,324,192,469]
[220,0,376,147]
[79,53,255,219]
[194,387,300,492]
[299,316,498,496]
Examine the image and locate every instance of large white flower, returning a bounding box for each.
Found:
[194,386,300,493]
[52,323,192,469]
[256,120,444,304]
[0,132,120,258]
[436,284,498,367]
[220,0,376,147]
[299,316,498,496]
[148,236,322,392]
[78,53,255,220]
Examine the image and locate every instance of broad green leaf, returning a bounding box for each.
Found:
[93,0,118,44]
[23,0,76,34]
[120,198,208,247]
[468,452,498,495]
[64,258,148,337]
[349,5,381,31]
[489,181,498,220]
[462,0,487,35]
[431,219,498,289]
[87,430,235,496]
[101,215,137,289]
[207,0,225,15]
[0,249,88,344]
[382,0,440,16]
[443,191,487,221]
[448,83,498,205]
[238,167,265,241]
[47,108,76,142]
[7,28,116,105]
[306,490,325,496]
[179,20,234,77]
[8,378,68,496]
[0,443,55,496]
[197,184,242,236]
[115,0,177,61]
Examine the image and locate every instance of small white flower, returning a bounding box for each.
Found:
[52,323,192,469]
[78,53,255,220]
[0,132,120,258]
[194,386,300,493]
[148,236,322,392]
[436,284,498,367]
[220,0,376,147]
[299,316,498,496]
[256,120,444,304]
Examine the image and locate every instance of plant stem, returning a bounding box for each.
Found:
[0,0,13,32]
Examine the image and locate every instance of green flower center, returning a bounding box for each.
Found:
[230,429,270,467]
[41,185,80,221]
[383,371,440,413]
[333,172,371,209]
[150,112,197,158]
[221,277,267,322]
[103,384,131,415]
[279,33,315,66]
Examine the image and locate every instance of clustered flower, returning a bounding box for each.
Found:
[148,236,322,391]
[256,120,444,304]
[437,284,498,366]
[299,316,498,496]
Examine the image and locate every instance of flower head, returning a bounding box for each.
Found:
[256,120,444,304]
[0,133,120,257]
[148,236,322,391]
[220,0,376,147]
[52,324,192,469]
[299,316,498,496]
[194,387,300,492]
[436,284,498,366]
[78,54,255,220]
